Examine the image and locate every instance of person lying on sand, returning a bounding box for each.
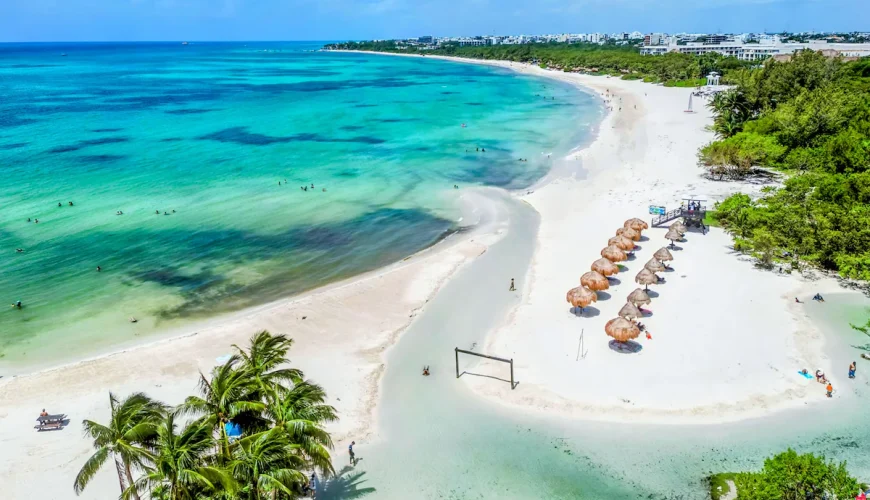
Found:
[815,370,827,383]
[813,293,825,302]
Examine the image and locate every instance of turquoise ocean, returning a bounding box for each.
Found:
[0,42,599,370]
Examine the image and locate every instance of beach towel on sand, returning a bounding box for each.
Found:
[798,371,813,379]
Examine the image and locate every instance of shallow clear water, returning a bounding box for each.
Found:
[0,42,600,370]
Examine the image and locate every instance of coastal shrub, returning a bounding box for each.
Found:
[664,77,706,87]
[730,448,860,500]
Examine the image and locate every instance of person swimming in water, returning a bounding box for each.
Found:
[69,201,74,206]
[58,202,62,207]
[155,210,160,215]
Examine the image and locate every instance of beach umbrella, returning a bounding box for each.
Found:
[621,227,641,241]
[665,229,682,247]
[608,235,635,251]
[627,288,651,306]
[581,271,610,291]
[600,245,628,262]
[605,317,641,343]
[644,258,666,273]
[591,258,619,276]
[624,218,649,231]
[566,286,597,311]
[669,221,687,234]
[618,302,642,320]
[635,268,659,290]
[654,247,674,263]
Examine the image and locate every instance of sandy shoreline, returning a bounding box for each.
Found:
[2,50,861,497]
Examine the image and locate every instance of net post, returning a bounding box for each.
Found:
[510,358,514,389]
[455,347,459,379]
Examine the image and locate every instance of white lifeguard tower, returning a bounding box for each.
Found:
[706,71,721,86]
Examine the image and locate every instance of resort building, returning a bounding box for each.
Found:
[640,40,870,61]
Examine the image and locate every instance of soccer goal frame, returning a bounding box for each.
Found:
[454,347,517,389]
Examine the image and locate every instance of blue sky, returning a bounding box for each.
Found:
[2,0,869,42]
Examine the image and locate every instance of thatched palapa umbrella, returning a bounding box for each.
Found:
[644,258,666,273]
[624,218,649,231]
[591,258,619,276]
[627,288,651,306]
[665,229,682,248]
[669,221,687,234]
[566,286,597,312]
[605,317,641,343]
[654,247,674,263]
[608,235,635,251]
[621,227,641,241]
[618,301,642,320]
[601,245,628,262]
[635,268,659,290]
[581,271,610,291]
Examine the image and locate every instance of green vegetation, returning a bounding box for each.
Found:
[73,331,346,500]
[709,449,863,500]
[704,52,870,278]
[324,41,751,86]
[708,472,737,500]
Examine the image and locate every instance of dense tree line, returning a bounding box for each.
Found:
[703,52,870,279]
[74,331,339,500]
[324,41,750,86]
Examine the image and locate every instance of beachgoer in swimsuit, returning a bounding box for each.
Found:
[849,361,857,379]
[509,278,515,291]
[96,266,102,272]
[58,203,62,207]
[348,441,355,465]
[40,409,48,417]
[423,366,430,376]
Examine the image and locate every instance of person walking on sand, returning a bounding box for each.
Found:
[509,278,516,291]
[849,361,857,379]
[349,441,356,465]
[826,382,833,398]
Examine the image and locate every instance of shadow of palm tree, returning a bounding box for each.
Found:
[318,466,377,500]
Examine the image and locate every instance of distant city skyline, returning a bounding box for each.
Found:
[1,0,869,42]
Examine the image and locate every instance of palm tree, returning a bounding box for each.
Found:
[74,392,166,499]
[233,331,304,397]
[230,428,307,500]
[179,357,263,463]
[127,413,234,500]
[264,381,338,475]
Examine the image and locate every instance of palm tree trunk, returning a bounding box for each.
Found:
[123,459,141,500]
[114,457,127,495]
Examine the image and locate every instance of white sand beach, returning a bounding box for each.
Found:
[0,54,853,498]
[449,59,845,423]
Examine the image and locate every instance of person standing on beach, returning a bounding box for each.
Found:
[849,361,857,379]
[349,441,355,465]
[826,383,833,398]
[509,278,516,291]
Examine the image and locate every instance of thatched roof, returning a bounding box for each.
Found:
[624,218,649,231]
[605,317,640,342]
[654,247,674,262]
[608,235,635,251]
[581,271,610,291]
[644,258,665,273]
[635,268,658,286]
[591,258,619,276]
[566,286,597,308]
[618,302,642,319]
[627,288,651,306]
